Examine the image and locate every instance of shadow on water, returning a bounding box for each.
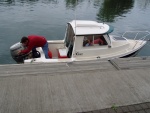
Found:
[96,0,134,22]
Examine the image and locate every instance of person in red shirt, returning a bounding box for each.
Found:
[18,35,49,59]
[94,37,104,45]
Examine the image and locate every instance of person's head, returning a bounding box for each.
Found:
[21,36,29,46]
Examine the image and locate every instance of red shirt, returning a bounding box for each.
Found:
[94,38,103,44]
[21,35,47,54]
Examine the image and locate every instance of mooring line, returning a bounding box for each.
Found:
[108,60,121,70]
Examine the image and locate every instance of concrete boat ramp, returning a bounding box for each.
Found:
[0,57,150,113]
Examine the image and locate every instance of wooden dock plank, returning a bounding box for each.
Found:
[0,60,116,77]
[0,58,150,112]
[110,56,150,70]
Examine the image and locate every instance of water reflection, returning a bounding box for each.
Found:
[0,0,58,5]
[137,0,150,10]
[65,0,84,9]
[96,0,134,22]
[65,0,76,7]
[93,0,104,7]
[0,0,15,5]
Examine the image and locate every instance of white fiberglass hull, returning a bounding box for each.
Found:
[24,40,147,64]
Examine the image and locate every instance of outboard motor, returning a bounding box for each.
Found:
[10,42,28,63]
[10,42,41,63]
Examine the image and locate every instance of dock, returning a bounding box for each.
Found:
[0,57,150,113]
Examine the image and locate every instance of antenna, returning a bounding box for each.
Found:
[102,3,105,24]
[74,0,77,37]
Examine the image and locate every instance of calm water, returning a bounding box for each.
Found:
[0,0,150,64]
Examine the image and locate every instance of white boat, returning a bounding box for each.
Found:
[10,20,150,64]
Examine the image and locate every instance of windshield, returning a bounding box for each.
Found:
[65,23,75,47]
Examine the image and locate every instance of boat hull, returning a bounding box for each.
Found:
[121,49,140,58]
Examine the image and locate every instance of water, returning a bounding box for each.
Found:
[0,0,150,64]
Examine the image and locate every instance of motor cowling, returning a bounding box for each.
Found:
[10,42,28,63]
[10,42,41,63]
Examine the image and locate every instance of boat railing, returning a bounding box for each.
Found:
[112,35,128,41]
[122,31,150,42]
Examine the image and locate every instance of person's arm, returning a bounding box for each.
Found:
[20,44,33,54]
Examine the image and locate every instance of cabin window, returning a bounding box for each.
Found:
[83,35,107,47]
[83,35,93,47]
[94,35,107,45]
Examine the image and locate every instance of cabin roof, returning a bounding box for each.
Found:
[68,20,114,35]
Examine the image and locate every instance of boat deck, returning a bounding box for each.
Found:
[0,57,150,113]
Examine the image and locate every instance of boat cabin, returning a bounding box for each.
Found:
[64,20,114,59]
